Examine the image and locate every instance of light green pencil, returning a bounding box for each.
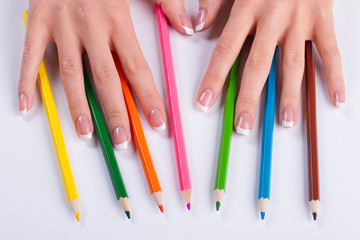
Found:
[214,54,241,211]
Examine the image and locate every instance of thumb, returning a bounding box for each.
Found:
[195,0,222,32]
[154,0,194,35]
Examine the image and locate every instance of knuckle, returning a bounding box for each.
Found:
[94,61,114,84]
[69,99,85,115]
[106,109,127,124]
[281,91,298,101]
[124,55,149,77]
[22,44,35,61]
[138,93,158,108]
[105,2,128,21]
[323,46,340,59]
[239,96,257,107]
[216,37,237,56]
[60,58,79,77]
[247,53,269,72]
[204,71,223,87]
[283,52,304,68]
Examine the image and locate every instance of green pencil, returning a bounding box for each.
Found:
[214,54,240,211]
[83,60,131,219]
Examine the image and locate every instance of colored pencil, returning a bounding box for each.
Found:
[83,59,130,219]
[22,11,80,222]
[113,53,164,213]
[214,54,240,211]
[258,48,278,220]
[305,41,320,221]
[155,5,192,210]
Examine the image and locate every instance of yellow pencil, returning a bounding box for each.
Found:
[22,11,80,221]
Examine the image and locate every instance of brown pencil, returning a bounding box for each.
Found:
[305,41,320,221]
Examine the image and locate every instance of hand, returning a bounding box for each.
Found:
[196,0,346,133]
[19,0,172,150]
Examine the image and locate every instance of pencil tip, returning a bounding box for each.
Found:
[158,205,164,213]
[125,211,131,219]
[216,201,221,211]
[261,212,265,220]
[312,212,317,221]
[75,213,80,222]
[186,203,191,211]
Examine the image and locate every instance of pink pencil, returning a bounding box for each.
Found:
[155,5,192,210]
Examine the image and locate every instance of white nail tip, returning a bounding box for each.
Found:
[182,26,194,35]
[195,22,205,32]
[115,141,128,151]
[282,120,294,128]
[19,109,27,117]
[336,101,345,108]
[80,132,93,140]
[154,123,166,132]
[236,126,250,135]
[196,102,209,112]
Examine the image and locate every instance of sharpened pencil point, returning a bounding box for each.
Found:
[186,203,191,211]
[312,212,317,221]
[158,205,164,213]
[125,211,131,219]
[75,213,80,222]
[261,212,265,220]
[216,201,221,211]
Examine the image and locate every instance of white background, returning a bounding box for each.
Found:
[1,0,359,239]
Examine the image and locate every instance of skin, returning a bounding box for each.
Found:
[196,0,345,132]
[19,0,190,145]
[19,0,345,144]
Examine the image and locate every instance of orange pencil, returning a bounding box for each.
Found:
[113,53,164,212]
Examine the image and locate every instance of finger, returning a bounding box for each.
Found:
[234,19,280,135]
[18,12,50,116]
[56,34,94,140]
[195,0,222,32]
[112,15,167,131]
[196,2,255,111]
[154,0,194,35]
[314,16,345,107]
[279,32,305,128]
[84,38,131,150]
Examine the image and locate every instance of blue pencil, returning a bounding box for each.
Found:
[258,48,278,220]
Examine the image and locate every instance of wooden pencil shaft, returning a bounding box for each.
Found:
[214,54,240,191]
[83,61,128,200]
[113,54,162,195]
[22,11,79,203]
[155,6,191,192]
[305,41,320,201]
[258,48,278,200]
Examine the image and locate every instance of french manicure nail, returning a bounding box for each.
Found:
[236,113,252,135]
[76,116,92,140]
[334,91,345,107]
[148,108,166,131]
[281,106,295,128]
[180,14,194,35]
[18,93,28,117]
[196,89,213,111]
[195,10,207,32]
[112,127,128,151]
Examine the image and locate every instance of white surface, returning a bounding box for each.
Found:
[0,0,360,239]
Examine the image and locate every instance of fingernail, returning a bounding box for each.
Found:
[148,108,166,131]
[236,113,252,135]
[196,89,213,112]
[195,10,207,32]
[76,116,92,140]
[334,91,345,107]
[180,14,194,35]
[112,127,128,151]
[18,93,28,117]
[281,106,295,128]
